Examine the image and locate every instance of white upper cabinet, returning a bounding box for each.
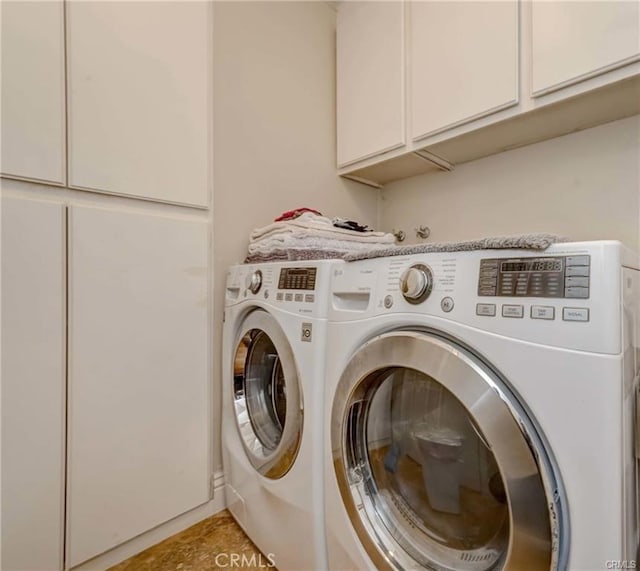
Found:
[67,205,210,566]
[1,196,66,571]
[337,1,405,166]
[531,1,640,96]
[67,1,211,207]
[1,1,65,184]
[410,0,518,140]
[337,0,639,186]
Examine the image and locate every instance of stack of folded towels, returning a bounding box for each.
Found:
[245,208,396,263]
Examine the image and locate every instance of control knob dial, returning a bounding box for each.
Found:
[246,269,263,294]
[399,264,433,304]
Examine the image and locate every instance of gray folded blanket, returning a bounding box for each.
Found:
[344,233,568,261]
[245,249,347,263]
[244,234,568,264]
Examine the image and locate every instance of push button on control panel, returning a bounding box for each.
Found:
[566,255,590,266]
[476,303,496,317]
[440,297,454,313]
[502,304,524,318]
[564,287,589,299]
[563,307,589,322]
[565,276,589,288]
[531,305,555,320]
[565,266,590,277]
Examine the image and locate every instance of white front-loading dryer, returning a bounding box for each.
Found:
[325,241,640,570]
[222,260,340,571]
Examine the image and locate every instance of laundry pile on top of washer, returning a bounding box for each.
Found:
[245,208,396,263]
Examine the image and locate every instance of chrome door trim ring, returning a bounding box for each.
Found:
[233,309,303,479]
[331,329,566,570]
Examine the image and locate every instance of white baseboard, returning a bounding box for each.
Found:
[71,471,226,570]
[210,471,226,514]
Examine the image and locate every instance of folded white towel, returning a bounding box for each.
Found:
[250,212,394,243]
[250,227,395,248]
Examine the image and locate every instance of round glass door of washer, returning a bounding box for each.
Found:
[233,310,302,479]
[332,331,565,570]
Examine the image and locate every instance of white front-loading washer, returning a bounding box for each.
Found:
[222,260,339,571]
[324,241,640,570]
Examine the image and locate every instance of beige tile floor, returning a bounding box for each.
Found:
[109,510,275,571]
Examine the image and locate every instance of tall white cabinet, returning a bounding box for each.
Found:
[0,1,66,184]
[67,2,211,206]
[66,206,210,566]
[1,199,211,568]
[1,197,66,571]
[1,0,214,567]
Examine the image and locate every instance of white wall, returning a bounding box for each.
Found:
[212,1,378,471]
[380,116,640,253]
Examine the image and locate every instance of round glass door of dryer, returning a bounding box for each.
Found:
[233,310,302,479]
[331,330,565,571]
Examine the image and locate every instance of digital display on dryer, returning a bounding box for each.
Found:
[501,260,563,272]
[278,267,317,290]
[478,255,589,298]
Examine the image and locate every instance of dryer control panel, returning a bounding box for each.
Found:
[478,255,590,299]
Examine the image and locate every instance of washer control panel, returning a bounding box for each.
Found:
[278,267,317,290]
[478,255,590,299]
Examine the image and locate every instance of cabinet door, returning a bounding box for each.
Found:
[410,0,518,140]
[337,1,405,166]
[1,196,66,571]
[531,1,640,95]
[67,2,211,207]
[1,1,65,184]
[67,206,210,566]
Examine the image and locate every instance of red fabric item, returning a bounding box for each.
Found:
[274,207,322,222]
